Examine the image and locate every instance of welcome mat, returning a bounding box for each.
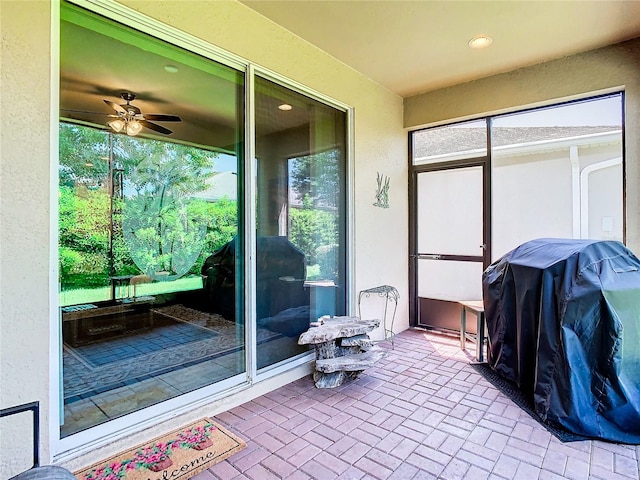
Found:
[74,418,246,480]
[471,363,588,442]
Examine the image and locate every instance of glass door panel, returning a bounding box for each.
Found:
[59,2,245,437]
[254,75,347,370]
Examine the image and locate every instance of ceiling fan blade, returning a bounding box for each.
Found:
[104,99,127,114]
[143,114,182,122]
[140,120,173,135]
[60,108,105,115]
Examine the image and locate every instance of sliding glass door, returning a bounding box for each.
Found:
[59,2,246,436]
[58,0,349,439]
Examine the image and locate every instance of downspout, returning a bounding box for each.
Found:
[579,157,623,238]
[570,146,580,239]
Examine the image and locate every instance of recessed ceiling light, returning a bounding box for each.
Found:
[278,104,293,111]
[468,35,493,49]
[164,65,179,73]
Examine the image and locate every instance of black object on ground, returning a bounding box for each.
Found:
[471,363,588,443]
[483,238,640,444]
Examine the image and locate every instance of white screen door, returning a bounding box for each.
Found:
[414,164,487,331]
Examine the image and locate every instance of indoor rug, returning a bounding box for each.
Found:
[471,363,588,442]
[74,418,246,480]
[68,323,219,368]
[63,305,281,400]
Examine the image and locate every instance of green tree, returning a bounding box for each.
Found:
[115,136,219,280]
[289,151,342,280]
[197,197,238,267]
[289,149,342,208]
[58,184,111,289]
[59,124,110,188]
[289,194,338,279]
[58,121,236,293]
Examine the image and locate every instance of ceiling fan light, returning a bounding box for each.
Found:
[108,118,125,133]
[126,120,143,136]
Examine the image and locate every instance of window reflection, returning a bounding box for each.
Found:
[59,0,245,436]
[254,77,347,369]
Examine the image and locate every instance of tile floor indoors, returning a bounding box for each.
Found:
[61,306,305,436]
[192,328,640,480]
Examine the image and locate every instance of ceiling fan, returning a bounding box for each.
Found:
[104,92,182,136]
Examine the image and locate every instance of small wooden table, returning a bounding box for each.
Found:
[459,300,486,362]
[61,297,154,346]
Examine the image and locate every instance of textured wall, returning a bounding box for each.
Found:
[404,38,640,252]
[0,1,54,477]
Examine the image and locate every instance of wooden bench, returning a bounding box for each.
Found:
[458,300,487,362]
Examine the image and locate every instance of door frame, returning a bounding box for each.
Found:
[408,148,492,328]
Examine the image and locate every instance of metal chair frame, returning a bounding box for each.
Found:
[358,285,399,348]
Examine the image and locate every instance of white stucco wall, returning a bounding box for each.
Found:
[0,0,406,475]
[1,0,56,476]
[404,37,640,254]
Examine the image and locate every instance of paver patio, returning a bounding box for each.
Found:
[193,329,640,480]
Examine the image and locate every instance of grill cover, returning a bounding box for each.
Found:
[201,236,308,322]
[483,238,640,443]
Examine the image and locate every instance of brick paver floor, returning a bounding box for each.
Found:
[193,328,640,480]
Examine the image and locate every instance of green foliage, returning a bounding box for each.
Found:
[289,194,338,279]
[289,149,342,208]
[59,185,110,253]
[116,135,216,195]
[118,135,221,280]
[59,124,110,188]
[58,122,239,295]
[288,150,343,280]
[59,247,82,278]
[196,197,238,272]
[59,184,111,289]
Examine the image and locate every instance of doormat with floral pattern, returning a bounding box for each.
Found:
[74,418,246,480]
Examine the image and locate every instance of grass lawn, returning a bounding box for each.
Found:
[59,275,204,306]
[60,264,324,307]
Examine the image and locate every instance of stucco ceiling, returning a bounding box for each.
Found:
[239,0,640,97]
